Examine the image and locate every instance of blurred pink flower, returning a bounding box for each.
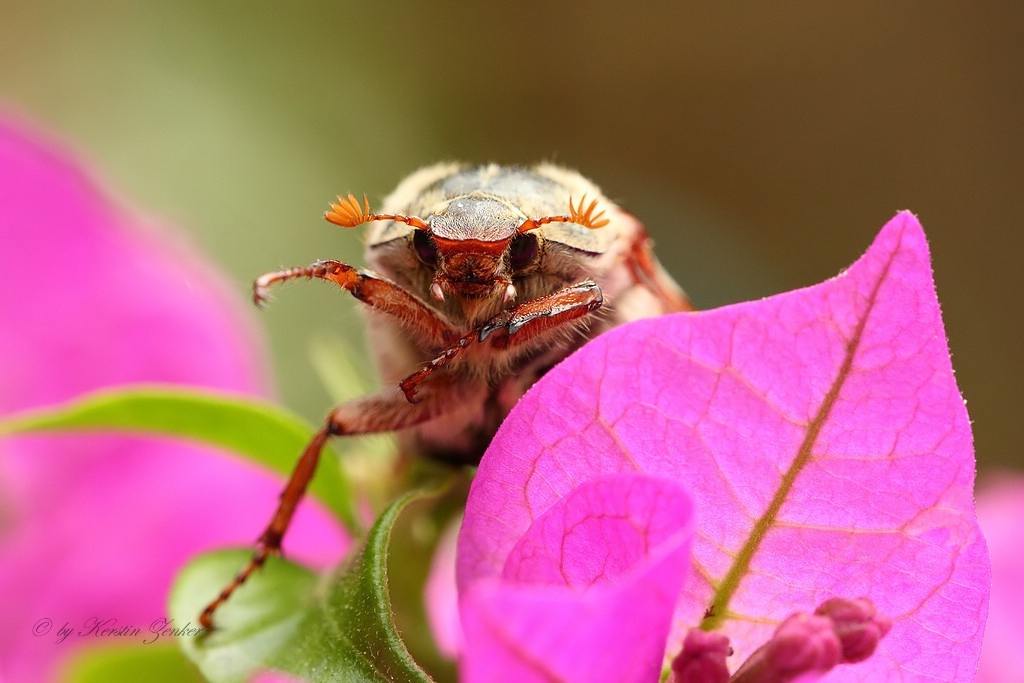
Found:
[0,115,343,681]
[975,474,1024,683]
[424,518,462,660]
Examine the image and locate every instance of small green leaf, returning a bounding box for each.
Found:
[170,550,320,682]
[0,384,360,533]
[295,486,436,682]
[60,641,205,682]
[171,486,444,682]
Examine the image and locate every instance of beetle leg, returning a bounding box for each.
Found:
[253,260,453,348]
[400,281,603,402]
[625,227,694,312]
[198,380,471,630]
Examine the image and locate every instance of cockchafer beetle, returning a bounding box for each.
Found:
[200,162,692,628]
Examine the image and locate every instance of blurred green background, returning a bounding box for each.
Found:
[2,2,1021,471]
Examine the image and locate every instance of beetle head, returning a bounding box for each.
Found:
[418,196,521,302]
[325,191,608,305]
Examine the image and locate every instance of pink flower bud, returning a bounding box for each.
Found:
[815,597,893,663]
[730,614,840,682]
[765,613,842,674]
[670,628,731,683]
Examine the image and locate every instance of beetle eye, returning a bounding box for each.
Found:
[413,230,439,267]
[509,233,538,271]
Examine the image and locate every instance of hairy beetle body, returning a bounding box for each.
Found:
[365,162,687,460]
[200,162,690,628]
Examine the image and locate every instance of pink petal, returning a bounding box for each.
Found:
[250,671,307,683]
[424,518,463,659]
[459,474,693,683]
[459,213,988,680]
[975,474,1024,683]
[0,116,344,681]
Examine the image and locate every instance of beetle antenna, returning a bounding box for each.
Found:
[517,193,610,233]
[568,194,610,229]
[325,193,430,230]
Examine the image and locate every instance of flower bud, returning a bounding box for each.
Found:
[814,597,892,663]
[670,628,731,683]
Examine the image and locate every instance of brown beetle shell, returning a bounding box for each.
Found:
[357,163,685,461]
[369,163,617,252]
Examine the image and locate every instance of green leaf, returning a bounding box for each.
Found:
[0,384,360,533]
[59,642,205,683]
[170,550,320,682]
[171,486,443,682]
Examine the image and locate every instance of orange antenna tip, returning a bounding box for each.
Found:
[569,194,610,229]
[325,193,373,228]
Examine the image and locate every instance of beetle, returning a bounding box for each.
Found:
[199,162,692,628]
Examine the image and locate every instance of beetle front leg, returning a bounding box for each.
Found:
[198,380,471,630]
[400,280,603,402]
[253,260,453,348]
